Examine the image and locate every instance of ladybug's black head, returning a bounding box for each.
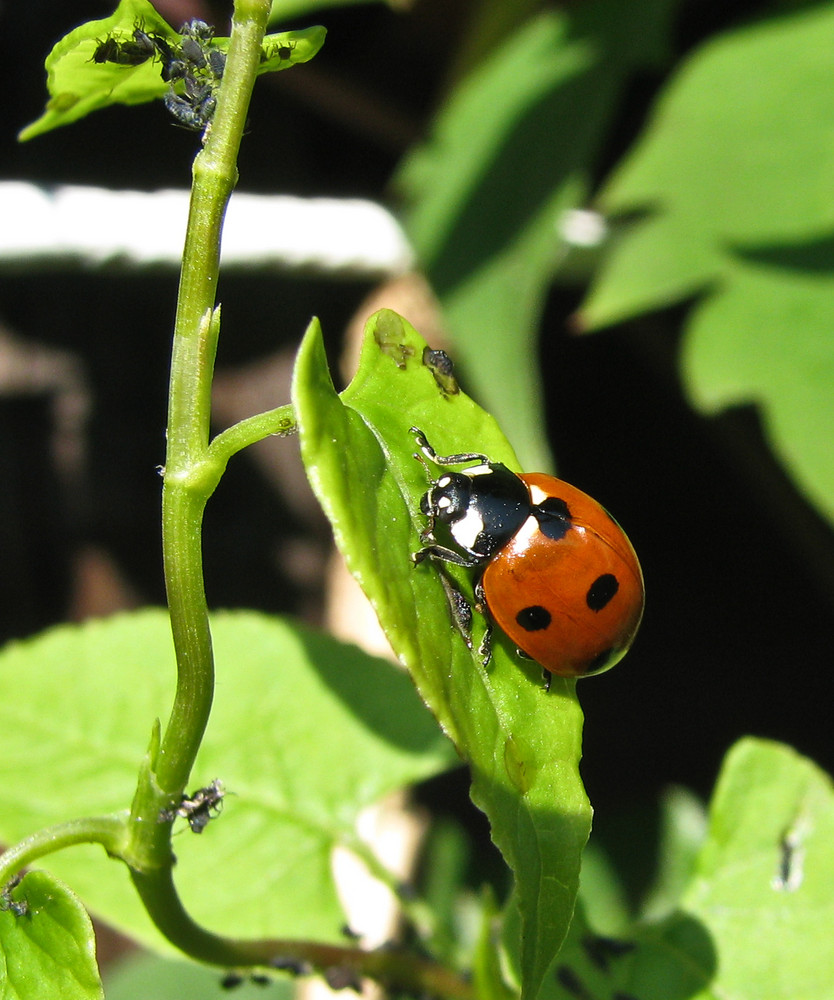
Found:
[421,472,473,525]
[422,464,532,560]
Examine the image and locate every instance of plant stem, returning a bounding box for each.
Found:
[206,403,297,473]
[117,9,475,997]
[130,0,273,835]
[130,866,475,998]
[0,815,128,886]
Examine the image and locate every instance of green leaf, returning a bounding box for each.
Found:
[682,253,834,526]
[292,309,592,999]
[0,609,451,950]
[19,0,325,142]
[0,872,103,1000]
[534,899,715,1000]
[574,841,631,938]
[18,0,177,141]
[397,0,681,471]
[680,738,834,999]
[639,785,706,922]
[582,4,834,327]
[472,888,516,1000]
[254,27,327,74]
[574,786,706,945]
[268,0,395,22]
[579,3,834,528]
[546,739,834,1000]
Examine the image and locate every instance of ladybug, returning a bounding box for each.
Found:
[411,428,644,679]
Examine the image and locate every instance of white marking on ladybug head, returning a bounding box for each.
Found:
[467,464,492,477]
[450,506,485,552]
[437,496,452,510]
[437,475,452,488]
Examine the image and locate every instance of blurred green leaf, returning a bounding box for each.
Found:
[536,899,715,1000]
[472,888,516,1000]
[575,785,707,942]
[419,818,478,966]
[583,5,834,326]
[0,872,102,1000]
[575,841,631,938]
[579,4,834,525]
[680,738,834,999]
[639,785,706,922]
[397,0,680,471]
[19,0,325,142]
[269,0,399,23]
[683,254,834,525]
[292,309,591,999]
[544,739,834,1000]
[0,610,451,951]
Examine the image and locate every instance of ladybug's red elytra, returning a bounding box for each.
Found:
[411,428,644,679]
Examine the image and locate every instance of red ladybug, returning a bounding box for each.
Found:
[411,428,644,679]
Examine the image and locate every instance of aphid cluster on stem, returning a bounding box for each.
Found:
[160,19,226,133]
[93,19,227,133]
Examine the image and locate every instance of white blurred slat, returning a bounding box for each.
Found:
[0,181,414,276]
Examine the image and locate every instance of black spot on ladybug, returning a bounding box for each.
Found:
[534,496,572,540]
[587,573,619,611]
[516,605,552,632]
[537,496,570,519]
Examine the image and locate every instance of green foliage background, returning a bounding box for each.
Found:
[5,0,834,997]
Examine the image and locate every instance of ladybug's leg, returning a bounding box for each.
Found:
[410,427,490,468]
[417,491,439,543]
[437,574,474,649]
[412,544,480,568]
[473,576,488,615]
[473,577,494,667]
[477,622,493,667]
[506,645,554,692]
